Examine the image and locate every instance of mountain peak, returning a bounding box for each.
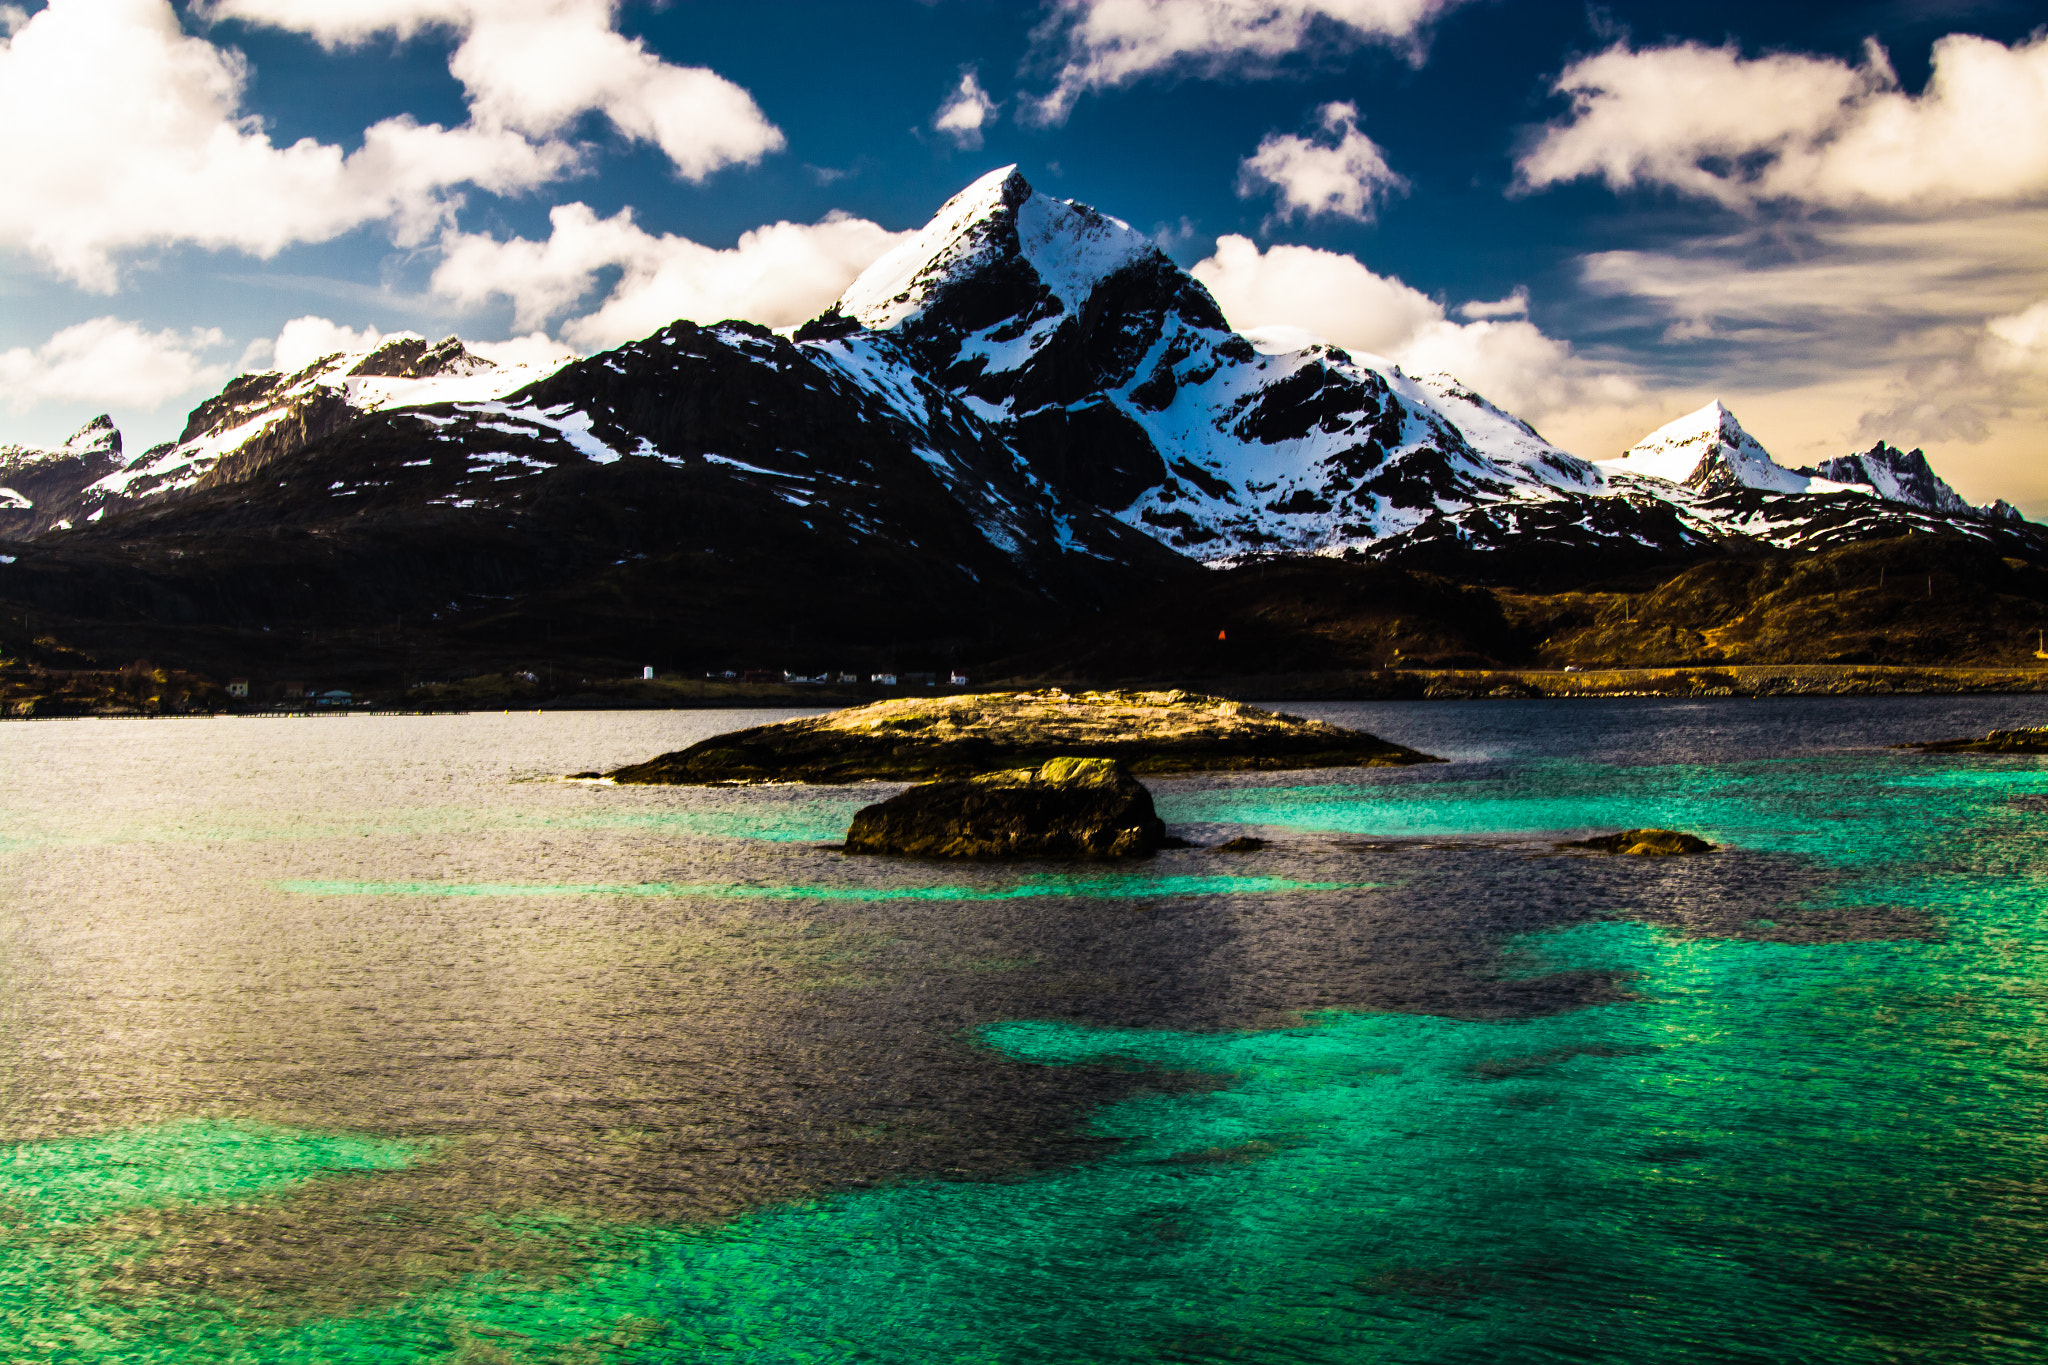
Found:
[1800,441,1983,517]
[836,166,1155,334]
[1599,400,1815,494]
[63,414,122,458]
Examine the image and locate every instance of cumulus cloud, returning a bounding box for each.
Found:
[1022,0,1467,125]
[1191,234,1437,356]
[206,0,785,182]
[1518,32,2048,210]
[266,317,391,373]
[467,332,581,371]
[1557,210,2048,481]
[1237,101,1405,222]
[0,317,231,413]
[933,69,999,150]
[431,204,911,349]
[1190,234,1640,427]
[1457,287,1528,320]
[0,0,579,290]
[238,315,578,377]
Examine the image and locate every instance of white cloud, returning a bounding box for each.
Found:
[1986,299,2048,372]
[1849,294,2048,448]
[1457,287,1528,320]
[1236,101,1405,222]
[933,69,999,150]
[0,0,578,290]
[0,5,27,36]
[431,204,912,349]
[0,317,230,413]
[1565,212,2048,478]
[468,332,580,371]
[207,0,785,182]
[240,315,578,377]
[1518,32,2048,210]
[1022,0,1467,125]
[268,317,392,373]
[1191,234,1438,356]
[1575,212,2048,372]
[1190,234,1641,429]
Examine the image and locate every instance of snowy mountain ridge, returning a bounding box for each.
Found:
[1,168,2030,578]
[827,166,1614,562]
[1592,400,2015,523]
[0,415,126,535]
[79,334,570,519]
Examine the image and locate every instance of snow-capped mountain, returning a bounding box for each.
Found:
[10,315,1189,671]
[2,163,2037,658]
[830,166,1601,560]
[1801,442,2017,522]
[0,416,125,536]
[822,168,2026,565]
[1598,402,1852,496]
[1543,401,2026,554]
[78,334,571,520]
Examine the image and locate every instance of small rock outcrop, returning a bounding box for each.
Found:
[608,688,1441,784]
[1900,725,2048,754]
[1557,829,1715,856]
[844,757,1166,858]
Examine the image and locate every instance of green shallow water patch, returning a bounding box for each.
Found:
[1160,754,2048,868]
[0,1118,429,1227]
[27,912,2042,1364]
[0,1120,440,1361]
[272,874,1371,901]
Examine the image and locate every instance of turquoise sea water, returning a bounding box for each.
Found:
[0,701,2043,1362]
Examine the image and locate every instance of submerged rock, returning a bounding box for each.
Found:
[844,756,1165,859]
[608,688,1440,784]
[1899,725,2048,754]
[1557,828,1715,856]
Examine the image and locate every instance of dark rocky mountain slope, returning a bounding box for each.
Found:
[0,320,1190,682]
[996,533,2048,681]
[0,417,125,537]
[0,167,2040,690]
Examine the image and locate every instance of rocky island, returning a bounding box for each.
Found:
[1898,725,2048,753]
[844,757,1166,858]
[606,689,1442,785]
[1557,829,1716,856]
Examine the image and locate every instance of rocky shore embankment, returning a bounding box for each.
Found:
[1127,664,2048,703]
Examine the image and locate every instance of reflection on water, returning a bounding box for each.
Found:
[0,698,2045,1361]
[274,873,1371,899]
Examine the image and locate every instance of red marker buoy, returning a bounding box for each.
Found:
[1218,630,1226,641]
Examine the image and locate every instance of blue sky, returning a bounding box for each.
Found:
[3,0,2045,509]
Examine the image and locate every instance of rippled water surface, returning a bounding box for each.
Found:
[1,698,2045,1362]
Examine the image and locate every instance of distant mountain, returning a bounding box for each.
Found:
[1800,442,2017,521]
[821,167,2030,568]
[827,166,1601,561]
[0,416,124,537]
[1599,402,1835,496]
[0,166,2040,681]
[0,316,1188,677]
[83,334,567,513]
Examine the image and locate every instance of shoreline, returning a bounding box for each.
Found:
[8,663,2048,718]
[1177,663,2048,702]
